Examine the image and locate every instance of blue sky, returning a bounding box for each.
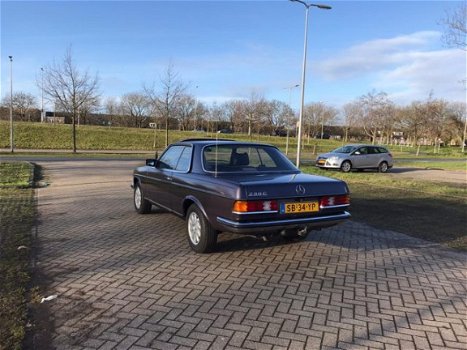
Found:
[1,0,465,112]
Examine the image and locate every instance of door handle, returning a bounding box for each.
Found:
[165,176,172,181]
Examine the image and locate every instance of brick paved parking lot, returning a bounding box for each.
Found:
[34,160,466,350]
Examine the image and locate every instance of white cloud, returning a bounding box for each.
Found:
[316,31,441,79]
[314,31,466,103]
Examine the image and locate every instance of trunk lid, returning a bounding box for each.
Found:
[222,173,349,199]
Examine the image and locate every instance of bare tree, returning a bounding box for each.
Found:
[2,92,37,121]
[104,97,121,126]
[441,2,466,50]
[223,100,245,132]
[243,92,268,137]
[356,91,394,144]
[263,100,291,134]
[175,94,198,131]
[303,102,338,140]
[342,101,360,142]
[424,98,450,153]
[145,63,186,147]
[444,102,466,150]
[207,103,224,133]
[42,47,99,152]
[77,94,100,125]
[121,93,150,128]
[399,102,429,149]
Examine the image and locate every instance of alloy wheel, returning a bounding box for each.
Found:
[188,211,202,245]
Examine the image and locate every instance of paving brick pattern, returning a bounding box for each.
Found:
[35,160,467,350]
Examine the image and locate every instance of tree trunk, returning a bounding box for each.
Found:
[165,115,169,147]
[72,113,77,153]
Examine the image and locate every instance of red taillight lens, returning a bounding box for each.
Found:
[320,195,350,208]
[233,200,278,213]
[388,153,393,158]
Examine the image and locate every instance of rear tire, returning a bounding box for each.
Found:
[134,183,152,214]
[186,204,217,253]
[341,160,352,173]
[378,161,389,173]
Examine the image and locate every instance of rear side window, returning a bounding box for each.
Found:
[175,147,192,172]
[357,147,369,155]
[158,145,192,171]
[377,147,388,153]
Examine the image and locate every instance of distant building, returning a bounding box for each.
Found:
[44,111,65,124]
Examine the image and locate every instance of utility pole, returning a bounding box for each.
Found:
[9,56,14,153]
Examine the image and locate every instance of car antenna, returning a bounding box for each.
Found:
[215,132,219,178]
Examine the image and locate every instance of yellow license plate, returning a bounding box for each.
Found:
[281,201,319,214]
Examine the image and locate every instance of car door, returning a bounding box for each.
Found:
[367,146,382,168]
[145,145,185,209]
[169,146,194,215]
[350,146,370,168]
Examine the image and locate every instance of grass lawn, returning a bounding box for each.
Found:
[0,162,36,350]
[302,166,467,251]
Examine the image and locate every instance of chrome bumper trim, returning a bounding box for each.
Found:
[217,211,351,229]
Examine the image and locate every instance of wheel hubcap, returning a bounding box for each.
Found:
[134,187,142,209]
[342,163,350,172]
[188,212,201,245]
[381,163,387,172]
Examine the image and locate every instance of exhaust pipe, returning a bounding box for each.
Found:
[297,227,308,237]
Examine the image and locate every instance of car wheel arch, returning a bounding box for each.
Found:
[183,196,209,220]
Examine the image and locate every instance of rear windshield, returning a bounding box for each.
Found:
[332,145,358,154]
[203,144,298,173]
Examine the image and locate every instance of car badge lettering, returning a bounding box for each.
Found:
[296,185,306,195]
[248,191,268,197]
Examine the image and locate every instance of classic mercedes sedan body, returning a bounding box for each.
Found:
[133,139,351,253]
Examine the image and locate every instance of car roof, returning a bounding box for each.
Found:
[342,144,387,148]
[178,139,275,147]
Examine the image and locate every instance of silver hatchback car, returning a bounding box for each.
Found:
[316,144,393,173]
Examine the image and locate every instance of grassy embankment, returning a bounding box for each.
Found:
[303,166,467,251]
[0,162,36,350]
[1,121,466,161]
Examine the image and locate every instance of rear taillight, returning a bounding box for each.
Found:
[388,153,393,158]
[233,200,278,213]
[320,195,350,208]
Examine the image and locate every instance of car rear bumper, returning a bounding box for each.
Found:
[216,211,351,234]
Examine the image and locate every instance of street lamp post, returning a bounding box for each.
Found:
[290,0,331,167]
[9,56,14,153]
[321,114,324,139]
[41,67,44,122]
[284,84,299,155]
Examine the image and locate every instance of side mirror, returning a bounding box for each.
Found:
[353,151,361,155]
